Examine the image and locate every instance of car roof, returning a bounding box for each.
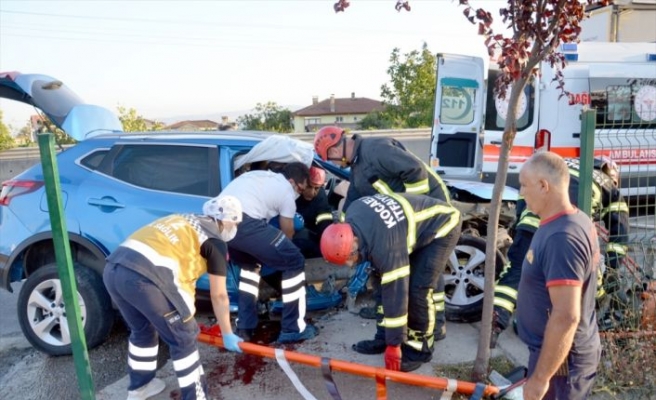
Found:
[89,130,273,141]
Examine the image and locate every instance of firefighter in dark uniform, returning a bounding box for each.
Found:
[491,156,629,347]
[320,193,461,372]
[293,166,334,257]
[314,126,452,341]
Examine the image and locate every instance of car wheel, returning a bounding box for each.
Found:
[17,263,114,356]
[444,235,506,323]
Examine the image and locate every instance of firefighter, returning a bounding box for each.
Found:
[314,126,452,340]
[103,195,244,400]
[320,193,461,372]
[491,155,629,347]
[293,165,334,257]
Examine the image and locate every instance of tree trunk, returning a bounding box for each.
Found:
[471,80,525,382]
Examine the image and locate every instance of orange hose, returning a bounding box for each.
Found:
[198,332,499,397]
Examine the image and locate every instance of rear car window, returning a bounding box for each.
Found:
[101,144,216,196]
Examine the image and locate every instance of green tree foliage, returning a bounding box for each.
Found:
[16,123,34,147]
[117,106,149,132]
[0,110,15,150]
[37,118,76,145]
[380,42,436,128]
[237,102,293,133]
[357,110,394,130]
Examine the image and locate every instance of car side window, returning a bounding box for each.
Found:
[79,150,109,170]
[102,144,218,196]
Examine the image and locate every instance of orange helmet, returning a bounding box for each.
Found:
[320,223,354,265]
[309,166,326,187]
[314,126,344,161]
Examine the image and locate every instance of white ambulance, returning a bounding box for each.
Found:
[429,41,656,197]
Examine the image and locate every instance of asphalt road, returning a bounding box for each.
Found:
[0,281,130,399]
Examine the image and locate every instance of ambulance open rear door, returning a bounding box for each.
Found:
[429,53,486,181]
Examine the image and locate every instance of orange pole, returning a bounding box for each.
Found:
[198,332,499,397]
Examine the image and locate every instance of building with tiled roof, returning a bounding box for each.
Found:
[292,93,385,133]
[165,120,219,131]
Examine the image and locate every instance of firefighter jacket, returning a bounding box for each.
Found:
[295,187,333,237]
[343,135,451,210]
[346,193,461,346]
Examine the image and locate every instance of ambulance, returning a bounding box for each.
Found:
[429,41,656,197]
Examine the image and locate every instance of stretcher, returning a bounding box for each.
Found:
[198,324,507,400]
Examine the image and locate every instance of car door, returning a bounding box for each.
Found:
[73,142,220,254]
[429,54,486,181]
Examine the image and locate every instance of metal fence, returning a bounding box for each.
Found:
[579,108,656,335]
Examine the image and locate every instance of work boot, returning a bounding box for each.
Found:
[401,360,423,373]
[236,328,255,342]
[276,324,319,344]
[490,325,503,349]
[127,378,166,400]
[434,312,446,341]
[358,306,377,320]
[352,338,386,355]
[434,323,446,341]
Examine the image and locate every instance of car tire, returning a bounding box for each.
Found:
[17,263,114,356]
[444,235,506,323]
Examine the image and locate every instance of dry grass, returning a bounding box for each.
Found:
[594,332,656,398]
[431,356,516,400]
[430,340,656,399]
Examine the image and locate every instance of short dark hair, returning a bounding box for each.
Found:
[281,162,310,184]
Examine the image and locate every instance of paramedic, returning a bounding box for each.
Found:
[103,196,244,400]
[220,162,319,344]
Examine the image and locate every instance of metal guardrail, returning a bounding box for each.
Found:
[0,129,433,160]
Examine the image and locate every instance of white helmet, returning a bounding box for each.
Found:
[202,195,242,222]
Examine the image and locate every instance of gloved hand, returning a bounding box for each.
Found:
[384,345,401,371]
[223,333,243,353]
[293,213,305,231]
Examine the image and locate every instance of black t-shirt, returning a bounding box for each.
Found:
[200,238,229,276]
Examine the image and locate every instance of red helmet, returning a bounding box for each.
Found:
[320,223,354,265]
[314,126,344,161]
[309,166,326,187]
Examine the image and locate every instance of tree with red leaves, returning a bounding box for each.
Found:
[457,0,610,382]
[333,0,410,13]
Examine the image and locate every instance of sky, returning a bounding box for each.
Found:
[0,0,505,130]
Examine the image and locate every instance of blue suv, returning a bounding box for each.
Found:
[1,71,518,356]
[0,72,344,355]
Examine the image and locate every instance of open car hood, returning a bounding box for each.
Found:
[0,71,123,141]
[446,178,519,201]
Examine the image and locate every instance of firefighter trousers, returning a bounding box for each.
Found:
[493,229,533,331]
[373,224,460,362]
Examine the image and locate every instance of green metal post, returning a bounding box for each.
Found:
[37,133,96,399]
[578,109,596,217]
